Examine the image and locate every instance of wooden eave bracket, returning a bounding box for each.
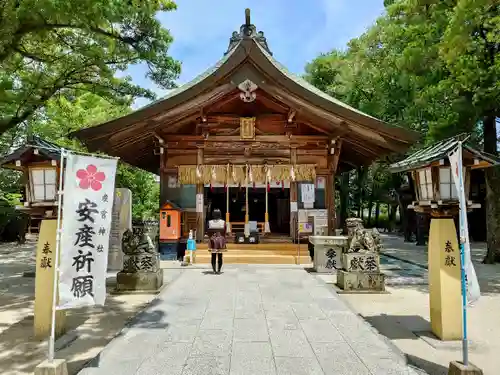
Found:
[329,137,343,174]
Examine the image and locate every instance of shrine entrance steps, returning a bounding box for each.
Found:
[194,242,310,264]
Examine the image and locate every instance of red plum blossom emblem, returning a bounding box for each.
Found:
[76,165,106,191]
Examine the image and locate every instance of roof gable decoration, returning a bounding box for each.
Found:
[226,8,272,55]
[389,134,500,173]
[238,79,258,102]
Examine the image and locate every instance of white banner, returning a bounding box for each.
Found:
[58,153,117,309]
[196,193,204,213]
[448,145,480,305]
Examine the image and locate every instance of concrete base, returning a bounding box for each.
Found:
[337,270,385,292]
[448,361,483,375]
[115,269,163,292]
[34,359,68,375]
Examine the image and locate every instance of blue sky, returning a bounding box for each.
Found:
[128,0,386,108]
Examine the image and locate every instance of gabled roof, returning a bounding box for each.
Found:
[0,135,63,169]
[389,134,500,173]
[71,9,418,173]
[161,200,182,210]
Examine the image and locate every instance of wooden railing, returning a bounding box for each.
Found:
[230,222,265,233]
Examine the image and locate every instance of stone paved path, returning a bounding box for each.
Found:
[79,266,422,375]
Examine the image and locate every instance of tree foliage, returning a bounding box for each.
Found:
[31,94,160,220]
[0,93,160,221]
[0,0,181,134]
[306,0,500,261]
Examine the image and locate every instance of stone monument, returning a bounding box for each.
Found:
[337,218,385,292]
[107,188,132,271]
[309,235,349,273]
[115,221,163,293]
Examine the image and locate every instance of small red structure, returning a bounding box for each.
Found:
[159,201,182,241]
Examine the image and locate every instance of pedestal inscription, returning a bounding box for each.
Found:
[343,253,380,273]
[337,271,385,291]
[309,236,348,274]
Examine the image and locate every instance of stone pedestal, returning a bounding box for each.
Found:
[116,269,163,292]
[448,361,483,375]
[115,222,163,293]
[34,359,68,375]
[429,218,462,340]
[309,236,348,273]
[337,253,385,292]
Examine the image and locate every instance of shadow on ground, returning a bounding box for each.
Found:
[364,313,431,340]
[362,313,452,375]
[0,237,177,375]
[405,354,449,375]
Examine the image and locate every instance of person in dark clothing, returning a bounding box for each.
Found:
[206,208,227,274]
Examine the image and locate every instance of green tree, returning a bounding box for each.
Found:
[438,0,500,262]
[0,0,180,134]
[307,0,500,261]
[24,93,160,220]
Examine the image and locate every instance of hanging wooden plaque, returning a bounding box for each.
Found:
[240,117,256,140]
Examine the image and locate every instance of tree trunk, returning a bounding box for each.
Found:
[389,203,398,232]
[367,187,374,227]
[356,167,364,219]
[482,114,500,263]
[374,201,380,228]
[484,166,500,263]
[339,172,349,229]
[416,213,427,246]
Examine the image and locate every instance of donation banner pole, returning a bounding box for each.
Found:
[48,148,67,362]
[457,142,468,366]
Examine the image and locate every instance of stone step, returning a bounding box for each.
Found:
[191,249,309,256]
[196,243,308,251]
[193,253,312,264]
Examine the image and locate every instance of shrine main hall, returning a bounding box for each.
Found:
[73,9,416,245]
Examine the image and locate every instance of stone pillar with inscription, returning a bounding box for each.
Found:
[107,188,132,271]
[115,221,163,293]
[337,218,385,292]
[34,220,66,339]
[428,217,462,340]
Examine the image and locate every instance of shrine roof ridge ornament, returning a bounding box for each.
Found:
[226,8,272,56]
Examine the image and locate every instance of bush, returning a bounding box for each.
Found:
[0,193,28,243]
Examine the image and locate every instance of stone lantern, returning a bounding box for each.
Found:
[390,134,499,342]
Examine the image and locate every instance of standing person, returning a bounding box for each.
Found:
[207,208,227,274]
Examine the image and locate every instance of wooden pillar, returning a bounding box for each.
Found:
[245,165,250,236]
[264,171,270,233]
[290,147,298,241]
[225,164,230,231]
[196,148,204,242]
[159,146,167,206]
[327,139,342,235]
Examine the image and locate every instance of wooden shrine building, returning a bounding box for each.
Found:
[73,9,417,243]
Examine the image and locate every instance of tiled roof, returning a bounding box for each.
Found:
[0,135,63,167]
[390,134,500,172]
